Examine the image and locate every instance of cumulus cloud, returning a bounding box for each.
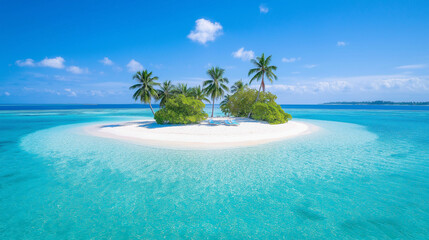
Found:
[100,57,113,65]
[232,47,255,61]
[187,18,223,44]
[259,5,269,13]
[66,66,88,74]
[39,57,65,69]
[282,57,301,63]
[16,58,35,67]
[127,59,143,72]
[337,41,347,47]
[396,64,426,69]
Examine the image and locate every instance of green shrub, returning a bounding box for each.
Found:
[154,94,208,124]
[222,88,292,124]
[251,102,292,124]
[225,88,279,117]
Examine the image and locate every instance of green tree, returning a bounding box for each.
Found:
[223,88,291,124]
[248,53,277,97]
[252,102,292,124]
[248,53,278,117]
[129,70,159,115]
[203,67,229,117]
[231,79,248,93]
[157,80,175,107]
[191,85,210,102]
[174,83,192,97]
[220,94,231,116]
[154,94,208,124]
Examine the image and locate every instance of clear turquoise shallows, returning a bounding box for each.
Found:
[0,106,428,239]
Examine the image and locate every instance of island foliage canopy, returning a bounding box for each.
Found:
[130,53,292,125]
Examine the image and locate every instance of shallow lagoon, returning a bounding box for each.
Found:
[1,106,428,239]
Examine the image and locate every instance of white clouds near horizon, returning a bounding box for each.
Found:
[187,18,223,44]
[396,64,426,69]
[127,59,143,72]
[232,47,255,61]
[64,88,77,97]
[267,74,429,95]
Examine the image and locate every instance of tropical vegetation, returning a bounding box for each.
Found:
[154,94,208,124]
[129,70,159,115]
[203,67,229,117]
[129,53,291,125]
[157,80,175,107]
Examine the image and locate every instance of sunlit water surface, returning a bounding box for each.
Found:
[0,106,428,239]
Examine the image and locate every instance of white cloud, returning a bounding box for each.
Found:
[66,66,88,74]
[16,58,35,67]
[39,57,65,69]
[259,5,269,13]
[187,18,223,44]
[100,57,113,65]
[90,90,104,97]
[267,74,429,95]
[282,57,301,63]
[44,89,61,95]
[337,41,347,47]
[64,88,77,97]
[232,47,255,61]
[127,59,143,72]
[313,81,352,92]
[396,64,426,69]
[304,64,318,69]
[4,91,10,96]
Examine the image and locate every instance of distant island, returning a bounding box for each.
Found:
[324,101,429,106]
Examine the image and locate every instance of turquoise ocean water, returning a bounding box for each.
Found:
[0,105,428,239]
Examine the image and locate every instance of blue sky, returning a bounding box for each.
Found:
[1,0,428,104]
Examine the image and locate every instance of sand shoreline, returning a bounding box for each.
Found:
[84,117,317,149]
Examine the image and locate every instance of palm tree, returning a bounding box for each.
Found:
[220,94,231,116]
[174,83,192,97]
[157,80,175,107]
[248,53,278,98]
[247,53,278,117]
[129,70,159,115]
[231,79,248,93]
[191,85,210,102]
[203,66,229,117]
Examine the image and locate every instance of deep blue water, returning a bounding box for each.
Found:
[0,105,428,239]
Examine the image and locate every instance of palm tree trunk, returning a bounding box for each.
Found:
[262,78,265,92]
[211,96,215,118]
[149,101,155,115]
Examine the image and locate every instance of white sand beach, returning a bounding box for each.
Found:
[85,117,317,149]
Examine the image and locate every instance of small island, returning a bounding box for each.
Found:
[324,101,429,105]
[87,53,315,149]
